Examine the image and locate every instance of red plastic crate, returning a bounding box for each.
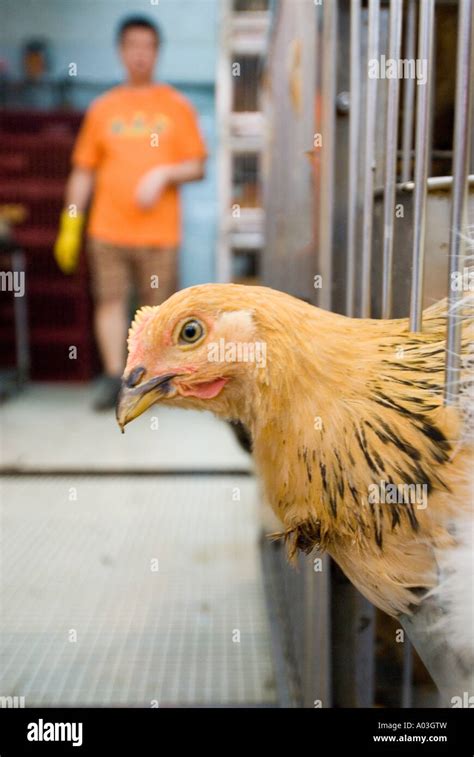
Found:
[30,337,96,381]
[0,135,74,179]
[0,109,98,382]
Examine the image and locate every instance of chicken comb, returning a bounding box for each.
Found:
[127,305,157,348]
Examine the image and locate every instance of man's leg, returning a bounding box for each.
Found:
[87,238,130,410]
[93,299,128,376]
[133,245,179,307]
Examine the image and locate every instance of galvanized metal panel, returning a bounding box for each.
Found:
[261,0,468,710]
[261,0,316,303]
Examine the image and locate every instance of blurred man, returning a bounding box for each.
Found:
[54,16,207,409]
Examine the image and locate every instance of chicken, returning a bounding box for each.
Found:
[116,283,473,702]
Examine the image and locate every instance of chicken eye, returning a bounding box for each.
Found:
[178,319,204,344]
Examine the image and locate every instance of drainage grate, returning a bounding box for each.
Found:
[0,475,276,706]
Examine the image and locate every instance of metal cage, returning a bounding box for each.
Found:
[261,0,473,707]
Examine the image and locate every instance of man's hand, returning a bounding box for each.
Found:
[54,210,85,274]
[135,159,206,210]
[54,167,93,274]
[135,166,171,210]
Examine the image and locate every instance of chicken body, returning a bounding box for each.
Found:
[117,283,473,700]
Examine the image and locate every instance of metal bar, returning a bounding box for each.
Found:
[216,0,234,283]
[353,593,376,707]
[303,553,331,707]
[12,250,29,384]
[360,0,380,318]
[260,538,300,707]
[471,120,474,175]
[382,0,403,319]
[444,0,474,404]
[409,0,435,332]
[317,0,337,312]
[401,640,413,708]
[346,0,361,317]
[401,0,416,182]
[385,174,474,195]
[331,566,375,707]
[427,11,437,181]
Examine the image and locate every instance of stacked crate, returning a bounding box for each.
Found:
[216,0,270,283]
[0,110,97,381]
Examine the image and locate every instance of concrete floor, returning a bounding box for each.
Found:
[0,384,251,473]
[0,384,275,707]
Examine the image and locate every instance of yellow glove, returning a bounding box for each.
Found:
[53,210,85,274]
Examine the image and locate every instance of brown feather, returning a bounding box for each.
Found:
[126,284,473,617]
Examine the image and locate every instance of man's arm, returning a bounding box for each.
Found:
[54,167,95,274]
[64,166,95,212]
[136,159,206,210]
[165,158,206,185]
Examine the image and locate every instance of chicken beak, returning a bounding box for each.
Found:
[116,372,178,432]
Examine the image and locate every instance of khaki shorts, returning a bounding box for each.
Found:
[87,238,179,306]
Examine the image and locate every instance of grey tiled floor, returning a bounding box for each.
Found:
[0,475,276,706]
[0,385,274,706]
[0,384,251,472]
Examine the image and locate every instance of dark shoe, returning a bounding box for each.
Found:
[93,374,122,412]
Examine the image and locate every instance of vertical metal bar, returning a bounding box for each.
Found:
[216,0,233,282]
[444,0,473,404]
[382,0,403,319]
[428,19,437,180]
[303,554,332,707]
[409,0,435,332]
[360,0,380,318]
[346,0,361,317]
[471,108,474,174]
[317,0,337,312]
[401,640,413,708]
[260,539,299,707]
[12,250,30,384]
[331,566,375,707]
[401,0,416,182]
[353,593,376,707]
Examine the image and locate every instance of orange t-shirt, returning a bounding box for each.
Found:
[72,83,207,246]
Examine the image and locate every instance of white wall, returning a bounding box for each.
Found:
[0,0,218,84]
[0,0,219,286]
